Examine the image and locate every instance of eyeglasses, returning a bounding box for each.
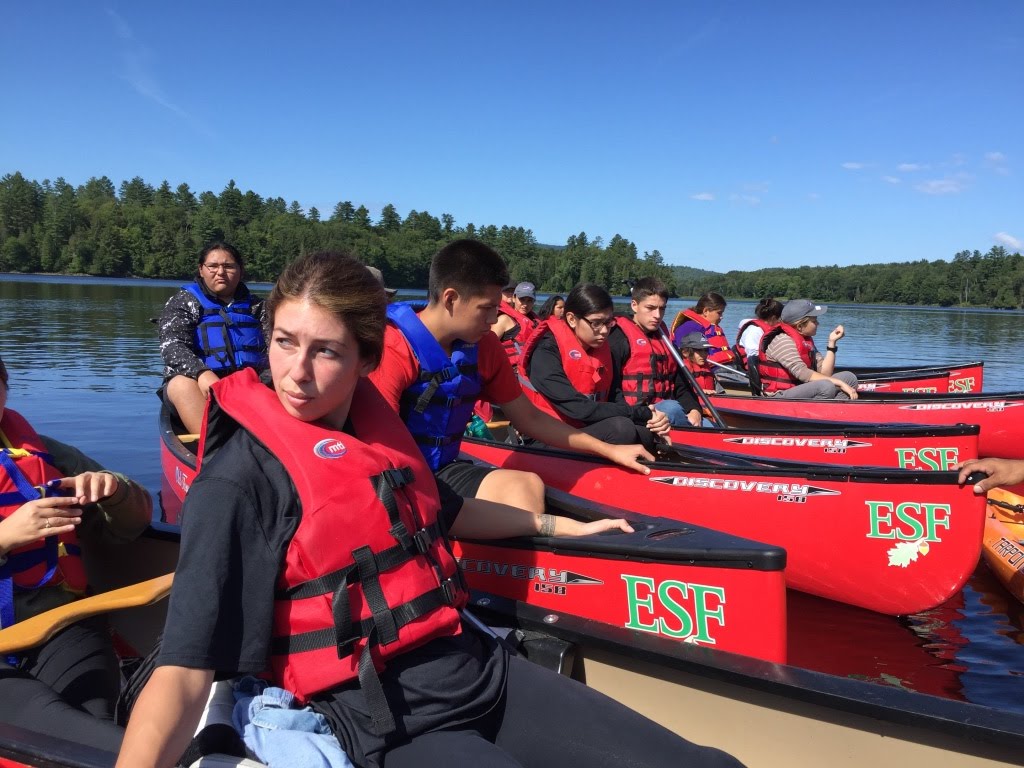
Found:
[578,315,615,332]
[204,262,239,273]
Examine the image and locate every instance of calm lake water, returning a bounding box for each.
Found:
[3,273,1024,713]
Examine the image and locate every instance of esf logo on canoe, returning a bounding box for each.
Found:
[895,446,959,471]
[621,575,726,645]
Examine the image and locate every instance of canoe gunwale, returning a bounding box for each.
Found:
[462,436,968,486]
[473,593,1024,754]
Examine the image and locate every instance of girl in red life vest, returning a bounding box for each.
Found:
[490,281,539,372]
[677,332,724,394]
[669,291,735,365]
[522,284,672,451]
[118,252,740,768]
[0,355,152,752]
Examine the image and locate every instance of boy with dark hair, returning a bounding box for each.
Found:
[610,276,703,427]
[371,239,654,514]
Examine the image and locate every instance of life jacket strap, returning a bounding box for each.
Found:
[275,522,444,602]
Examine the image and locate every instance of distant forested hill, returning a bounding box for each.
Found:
[1,172,1020,307]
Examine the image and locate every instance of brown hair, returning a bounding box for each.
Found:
[631,277,669,303]
[692,291,726,313]
[267,252,387,367]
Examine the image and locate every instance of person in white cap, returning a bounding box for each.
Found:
[756,299,858,399]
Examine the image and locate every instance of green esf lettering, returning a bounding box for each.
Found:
[866,501,951,541]
[895,447,959,471]
[621,575,725,644]
[948,377,975,393]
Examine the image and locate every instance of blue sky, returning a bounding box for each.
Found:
[2,2,1021,270]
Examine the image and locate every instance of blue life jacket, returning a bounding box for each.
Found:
[183,283,266,374]
[386,302,481,472]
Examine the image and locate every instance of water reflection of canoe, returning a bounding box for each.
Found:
[705,390,1024,459]
[459,438,987,616]
[982,488,1024,605]
[671,408,979,469]
[1,524,1022,768]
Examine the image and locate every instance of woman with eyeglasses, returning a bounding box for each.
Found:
[757,299,859,399]
[521,284,671,450]
[158,242,268,434]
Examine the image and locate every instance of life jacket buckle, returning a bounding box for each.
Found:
[380,467,414,489]
[412,528,433,555]
[439,577,458,606]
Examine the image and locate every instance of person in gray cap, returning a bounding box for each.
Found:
[490,281,539,373]
[678,331,724,395]
[756,299,858,399]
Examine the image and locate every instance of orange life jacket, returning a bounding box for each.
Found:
[677,309,734,365]
[615,317,676,406]
[757,324,818,394]
[520,318,612,427]
[199,370,466,734]
[0,409,86,629]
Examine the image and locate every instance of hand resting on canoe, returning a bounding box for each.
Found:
[957,457,1024,494]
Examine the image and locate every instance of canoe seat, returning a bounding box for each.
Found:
[177,433,200,444]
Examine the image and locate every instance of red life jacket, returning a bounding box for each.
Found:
[734,319,774,368]
[199,370,466,733]
[495,304,538,372]
[0,409,87,629]
[680,309,734,365]
[757,324,818,394]
[614,317,676,406]
[683,358,716,392]
[520,318,612,428]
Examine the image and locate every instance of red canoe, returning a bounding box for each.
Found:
[705,390,1024,459]
[158,407,787,662]
[459,438,987,616]
[671,409,979,469]
[847,361,984,394]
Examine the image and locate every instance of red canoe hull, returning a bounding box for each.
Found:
[460,439,986,616]
[705,390,1024,459]
[670,415,979,470]
[158,412,787,661]
[847,361,984,394]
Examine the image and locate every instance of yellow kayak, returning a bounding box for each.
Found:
[983,488,1024,604]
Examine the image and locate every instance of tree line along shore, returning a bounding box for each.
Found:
[1,171,1020,308]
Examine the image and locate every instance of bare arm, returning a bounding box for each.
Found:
[490,314,515,339]
[449,497,633,539]
[115,666,213,768]
[957,457,1024,494]
[500,394,654,474]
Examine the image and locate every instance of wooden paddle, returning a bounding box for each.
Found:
[0,573,174,654]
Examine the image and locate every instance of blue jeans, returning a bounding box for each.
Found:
[233,677,353,768]
[653,399,690,427]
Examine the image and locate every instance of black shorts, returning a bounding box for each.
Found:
[434,460,496,498]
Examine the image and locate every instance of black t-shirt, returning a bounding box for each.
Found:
[158,427,506,768]
[526,331,652,424]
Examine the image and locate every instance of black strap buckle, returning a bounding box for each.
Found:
[380,467,413,489]
[412,528,433,555]
[439,578,458,606]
